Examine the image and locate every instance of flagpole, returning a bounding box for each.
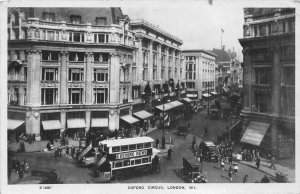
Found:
[221,28,223,49]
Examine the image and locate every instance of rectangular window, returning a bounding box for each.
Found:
[42,51,59,61]
[41,88,58,105]
[135,159,141,165]
[95,17,107,25]
[132,86,141,99]
[255,68,270,85]
[255,94,270,113]
[137,143,143,150]
[42,68,58,81]
[69,52,84,62]
[70,15,81,24]
[112,146,120,153]
[132,67,137,82]
[186,82,195,89]
[47,31,55,41]
[123,160,130,167]
[68,88,83,104]
[42,12,55,22]
[94,34,109,43]
[68,68,84,82]
[93,88,108,104]
[144,142,151,148]
[142,68,148,81]
[121,145,128,152]
[142,157,149,163]
[94,69,108,82]
[94,53,109,62]
[129,144,136,150]
[115,161,123,168]
[24,67,27,81]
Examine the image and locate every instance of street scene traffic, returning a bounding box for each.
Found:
[5,5,295,187]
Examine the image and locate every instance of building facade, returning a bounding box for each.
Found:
[210,47,242,94]
[182,50,216,100]
[7,8,184,141]
[239,8,295,157]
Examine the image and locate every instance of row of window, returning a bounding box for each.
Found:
[42,12,108,25]
[113,156,151,169]
[42,51,110,62]
[112,142,152,153]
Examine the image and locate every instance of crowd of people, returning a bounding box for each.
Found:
[8,158,30,181]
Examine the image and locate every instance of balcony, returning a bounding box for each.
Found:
[13,18,135,47]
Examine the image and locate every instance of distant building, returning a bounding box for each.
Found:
[210,47,242,94]
[182,50,216,100]
[7,8,184,141]
[239,8,295,157]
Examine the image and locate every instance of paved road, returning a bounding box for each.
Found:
[8,109,275,184]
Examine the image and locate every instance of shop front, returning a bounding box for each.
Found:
[7,119,25,142]
[66,118,86,140]
[41,120,63,141]
[133,110,153,132]
[120,115,140,137]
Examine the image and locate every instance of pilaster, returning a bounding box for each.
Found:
[272,45,281,115]
[60,51,68,105]
[109,52,120,103]
[26,50,41,106]
[157,44,162,81]
[85,52,93,105]
[148,40,153,82]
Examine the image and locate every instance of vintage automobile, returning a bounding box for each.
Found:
[14,168,61,184]
[200,141,218,162]
[181,157,207,183]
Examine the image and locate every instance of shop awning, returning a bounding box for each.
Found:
[210,91,218,95]
[202,93,211,98]
[182,98,192,103]
[91,118,108,127]
[240,121,270,146]
[133,110,153,120]
[186,94,197,98]
[156,100,183,112]
[67,119,86,129]
[7,119,25,130]
[120,115,139,124]
[42,120,63,131]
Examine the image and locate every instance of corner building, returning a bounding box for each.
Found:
[7,8,184,141]
[239,8,295,157]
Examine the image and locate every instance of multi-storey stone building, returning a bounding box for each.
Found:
[239,8,295,157]
[7,8,184,141]
[182,50,216,100]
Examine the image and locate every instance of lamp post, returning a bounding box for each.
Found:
[207,86,210,116]
[158,88,170,149]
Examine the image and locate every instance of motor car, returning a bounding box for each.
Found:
[200,141,218,162]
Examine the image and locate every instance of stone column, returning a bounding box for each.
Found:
[271,118,279,157]
[85,52,93,105]
[26,50,41,106]
[26,111,41,141]
[109,108,119,132]
[109,52,120,103]
[272,46,281,115]
[18,87,24,106]
[242,48,251,111]
[172,50,176,79]
[85,110,91,133]
[136,37,143,82]
[157,44,162,81]
[60,52,68,105]
[148,40,153,82]
[165,48,169,81]
[18,11,22,39]
[60,110,66,134]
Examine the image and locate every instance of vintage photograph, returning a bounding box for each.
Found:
[2,0,297,192]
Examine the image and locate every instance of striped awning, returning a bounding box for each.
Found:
[156,100,183,112]
[120,115,139,124]
[202,93,211,98]
[240,121,270,146]
[7,119,25,130]
[182,98,192,103]
[91,118,108,127]
[42,120,63,131]
[133,110,153,120]
[67,119,86,128]
[186,94,197,98]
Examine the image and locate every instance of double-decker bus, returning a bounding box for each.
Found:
[96,136,160,180]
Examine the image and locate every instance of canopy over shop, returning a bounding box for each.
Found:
[8,119,25,131]
[240,121,270,146]
[155,100,183,112]
[7,119,25,142]
[133,110,153,120]
[66,118,86,139]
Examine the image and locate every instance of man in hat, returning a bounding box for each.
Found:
[167,146,174,160]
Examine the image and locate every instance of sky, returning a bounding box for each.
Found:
[122,1,245,61]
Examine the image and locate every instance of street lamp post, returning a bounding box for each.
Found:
[160,89,166,149]
[207,86,210,116]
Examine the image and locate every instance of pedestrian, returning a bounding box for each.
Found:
[270,156,276,170]
[228,165,233,182]
[167,147,174,160]
[71,146,75,158]
[256,157,260,169]
[33,133,36,143]
[19,168,24,180]
[66,146,70,156]
[204,126,208,137]
[220,158,225,171]
[192,136,196,150]
[228,156,233,165]
[243,175,248,183]
[156,138,159,149]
